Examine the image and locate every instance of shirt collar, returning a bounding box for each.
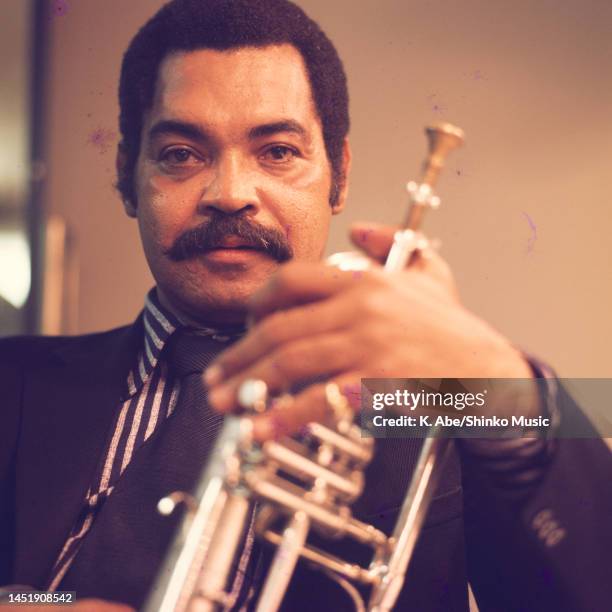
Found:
[126,289,181,396]
[126,288,247,397]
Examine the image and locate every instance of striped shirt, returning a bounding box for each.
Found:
[47,289,245,592]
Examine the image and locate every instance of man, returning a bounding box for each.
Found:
[1,1,610,610]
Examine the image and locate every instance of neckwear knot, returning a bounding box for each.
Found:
[164,329,224,378]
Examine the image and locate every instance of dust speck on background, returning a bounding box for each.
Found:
[464,69,487,81]
[51,0,70,17]
[87,128,117,155]
[427,94,447,114]
[522,211,537,254]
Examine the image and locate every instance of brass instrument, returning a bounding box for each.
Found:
[143,123,465,612]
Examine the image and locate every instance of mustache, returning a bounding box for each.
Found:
[164,214,293,263]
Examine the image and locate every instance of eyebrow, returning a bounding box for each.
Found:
[148,118,308,144]
[248,120,307,140]
[148,120,210,143]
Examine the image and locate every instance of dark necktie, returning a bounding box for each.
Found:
[164,330,259,610]
[164,329,228,457]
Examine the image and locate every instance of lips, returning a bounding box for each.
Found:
[209,236,260,250]
[202,238,268,264]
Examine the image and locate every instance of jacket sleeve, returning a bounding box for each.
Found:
[0,343,24,585]
[462,381,612,612]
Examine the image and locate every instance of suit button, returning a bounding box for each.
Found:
[531,508,566,548]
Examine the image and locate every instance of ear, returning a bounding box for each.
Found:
[116,143,137,218]
[331,138,351,215]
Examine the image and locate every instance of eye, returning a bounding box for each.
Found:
[159,147,203,167]
[261,145,298,163]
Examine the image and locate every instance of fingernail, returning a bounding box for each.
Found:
[204,365,223,386]
[252,416,272,442]
[253,415,287,441]
[209,386,233,411]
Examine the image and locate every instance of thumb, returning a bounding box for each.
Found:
[349,221,397,262]
[349,221,459,297]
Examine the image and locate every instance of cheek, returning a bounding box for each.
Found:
[270,205,331,263]
[289,201,331,258]
[271,163,333,258]
[137,169,196,253]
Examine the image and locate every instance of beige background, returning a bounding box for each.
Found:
[42,0,612,376]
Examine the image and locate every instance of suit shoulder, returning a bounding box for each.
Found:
[0,325,135,369]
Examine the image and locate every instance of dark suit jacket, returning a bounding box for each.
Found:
[1,323,611,611]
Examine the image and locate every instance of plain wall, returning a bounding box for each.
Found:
[43,0,612,376]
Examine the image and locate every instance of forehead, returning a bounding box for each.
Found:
[149,44,320,131]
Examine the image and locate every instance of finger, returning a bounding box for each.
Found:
[349,221,396,261]
[350,221,457,296]
[208,333,357,413]
[350,221,445,274]
[205,295,351,385]
[248,261,354,321]
[407,248,457,295]
[250,374,360,441]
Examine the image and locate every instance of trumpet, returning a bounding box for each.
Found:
[143,123,465,612]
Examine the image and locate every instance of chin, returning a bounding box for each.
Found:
[169,272,271,325]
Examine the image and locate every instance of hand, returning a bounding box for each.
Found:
[205,222,536,440]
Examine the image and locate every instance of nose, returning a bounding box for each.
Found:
[199,151,258,216]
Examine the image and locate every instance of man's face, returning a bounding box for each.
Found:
[129,44,346,325]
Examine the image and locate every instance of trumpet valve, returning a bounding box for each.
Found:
[237,378,269,413]
[156,491,197,516]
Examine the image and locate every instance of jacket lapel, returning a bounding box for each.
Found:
[14,318,142,587]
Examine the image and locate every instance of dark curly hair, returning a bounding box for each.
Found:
[118,0,350,206]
